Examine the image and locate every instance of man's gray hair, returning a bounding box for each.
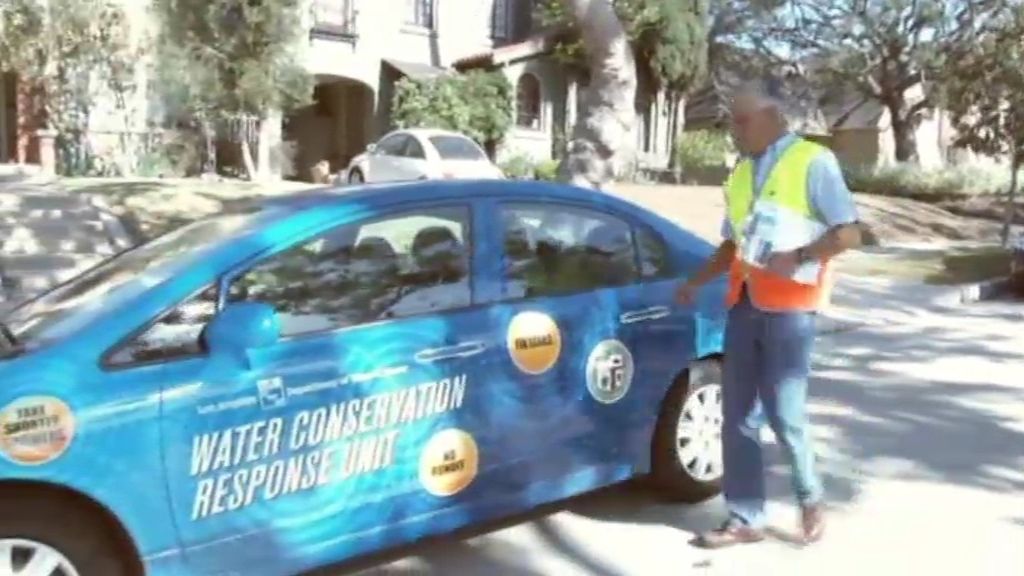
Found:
[733,73,790,122]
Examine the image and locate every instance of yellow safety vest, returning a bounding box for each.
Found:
[723,138,834,312]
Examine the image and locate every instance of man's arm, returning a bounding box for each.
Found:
[684,217,737,289]
[801,150,862,260]
[688,238,738,287]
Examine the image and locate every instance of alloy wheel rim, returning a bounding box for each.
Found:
[0,539,79,576]
[675,383,724,482]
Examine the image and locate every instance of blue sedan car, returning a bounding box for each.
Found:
[0,180,726,576]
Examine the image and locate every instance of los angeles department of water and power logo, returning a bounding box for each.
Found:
[506,311,562,375]
[585,339,635,404]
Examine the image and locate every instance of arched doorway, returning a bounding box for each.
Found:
[283,75,375,181]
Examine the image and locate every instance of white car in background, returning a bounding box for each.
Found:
[342,128,504,184]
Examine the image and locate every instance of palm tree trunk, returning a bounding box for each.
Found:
[556,0,637,189]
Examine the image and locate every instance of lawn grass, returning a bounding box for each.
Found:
[838,245,1012,285]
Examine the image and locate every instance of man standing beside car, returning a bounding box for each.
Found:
[676,74,862,548]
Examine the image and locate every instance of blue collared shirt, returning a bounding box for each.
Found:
[720,132,859,240]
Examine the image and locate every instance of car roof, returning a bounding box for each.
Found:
[395,128,472,139]
[262,180,634,214]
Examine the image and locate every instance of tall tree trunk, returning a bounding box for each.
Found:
[888,102,919,163]
[199,113,216,175]
[1002,154,1020,247]
[240,139,257,181]
[556,0,637,189]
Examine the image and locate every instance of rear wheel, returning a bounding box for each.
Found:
[348,168,364,184]
[0,492,137,576]
[650,358,724,503]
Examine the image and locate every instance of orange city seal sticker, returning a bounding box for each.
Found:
[506,311,562,375]
[0,396,76,466]
[419,428,479,497]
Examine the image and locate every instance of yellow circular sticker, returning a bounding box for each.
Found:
[506,311,562,375]
[419,428,479,497]
[0,396,76,466]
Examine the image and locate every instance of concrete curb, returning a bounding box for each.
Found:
[957,277,1010,304]
[929,277,1011,307]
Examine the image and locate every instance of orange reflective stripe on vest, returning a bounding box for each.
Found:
[724,138,834,312]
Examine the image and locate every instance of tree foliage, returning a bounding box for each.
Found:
[392,71,513,156]
[780,0,1005,163]
[537,0,709,95]
[153,0,312,118]
[0,0,137,175]
[942,2,1024,245]
[152,0,312,176]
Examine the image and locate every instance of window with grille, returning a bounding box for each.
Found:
[492,0,510,39]
[406,0,434,28]
[516,73,542,130]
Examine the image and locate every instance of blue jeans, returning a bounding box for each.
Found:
[721,289,822,528]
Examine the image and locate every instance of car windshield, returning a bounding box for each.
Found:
[429,135,486,161]
[3,212,263,346]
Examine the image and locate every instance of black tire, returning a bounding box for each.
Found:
[650,358,724,503]
[0,490,139,576]
[348,169,364,184]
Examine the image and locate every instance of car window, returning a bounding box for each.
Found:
[636,227,674,279]
[500,203,639,299]
[229,206,472,337]
[429,135,486,161]
[106,285,219,366]
[403,136,427,159]
[5,212,263,346]
[376,134,408,156]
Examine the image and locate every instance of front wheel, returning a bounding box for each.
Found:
[0,492,138,576]
[348,168,364,184]
[650,358,724,503]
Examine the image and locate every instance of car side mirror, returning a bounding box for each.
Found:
[205,302,279,359]
[366,143,377,154]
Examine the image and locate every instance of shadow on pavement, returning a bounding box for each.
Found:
[807,297,1024,499]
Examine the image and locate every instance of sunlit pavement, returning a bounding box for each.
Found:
[321,286,1024,576]
[0,176,132,305]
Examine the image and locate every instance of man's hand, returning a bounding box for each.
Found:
[676,280,700,305]
[766,250,800,278]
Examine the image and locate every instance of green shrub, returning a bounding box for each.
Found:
[844,163,1013,200]
[392,71,513,153]
[499,154,536,180]
[675,129,734,172]
[535,159,560,181]
[137,130,204,178]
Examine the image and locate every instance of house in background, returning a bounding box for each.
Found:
[297,0,681,179]
[0,0,688,179]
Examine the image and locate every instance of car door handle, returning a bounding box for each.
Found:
[415,341,488,363]
[619,306,672,324]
